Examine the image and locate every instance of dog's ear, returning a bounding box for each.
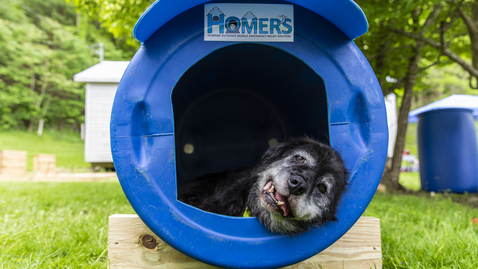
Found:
[260,137,305,163]
[260,142,286,163]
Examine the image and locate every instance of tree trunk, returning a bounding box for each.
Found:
[76,12,81,34]
[459,1,478,88]
[382,45,422,190]
[382,4,441,190]
[28,61,50,132]
[27,115,35,132]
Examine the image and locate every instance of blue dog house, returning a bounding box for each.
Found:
[110,1,388,268]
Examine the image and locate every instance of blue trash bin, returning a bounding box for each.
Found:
[110,1,388,268]
[417,108,478,193]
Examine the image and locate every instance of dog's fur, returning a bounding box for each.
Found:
[177,137,348,235]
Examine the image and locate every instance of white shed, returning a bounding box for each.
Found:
[74,61,130,168]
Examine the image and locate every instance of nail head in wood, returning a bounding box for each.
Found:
[140,234,157,249]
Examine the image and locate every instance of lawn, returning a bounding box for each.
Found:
[364,192,478,269]
[404,123,419,156]
[0,181,135,268]
[1,129,478,268]
[0,130,89,171]
[1,180,477,268]
[399,172,421,191]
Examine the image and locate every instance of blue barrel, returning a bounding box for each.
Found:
[110,1,388,268]
[417,108,478,193]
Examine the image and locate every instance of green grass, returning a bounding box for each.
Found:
[0,129,477,268]
[404,123,418,156]
[0,181,134,268]
[399,172,421,191]
[364,192,478,268]
[1,181,477,268]
[0,130,88,171]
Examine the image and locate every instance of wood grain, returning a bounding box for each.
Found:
[33,154,56,175]
[108,214,382,269]
[0,150,27,175]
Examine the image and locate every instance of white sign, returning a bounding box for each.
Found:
[204,3,294,42]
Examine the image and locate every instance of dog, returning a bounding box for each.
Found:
[177,137,349,235]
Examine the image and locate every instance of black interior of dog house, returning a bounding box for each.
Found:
[172,43,328,184]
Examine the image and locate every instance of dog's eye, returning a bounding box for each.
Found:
[318,183,327,193]
[295,156,305,163]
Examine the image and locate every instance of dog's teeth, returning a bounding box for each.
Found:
[269,185,275,193]
[277,201,285,205]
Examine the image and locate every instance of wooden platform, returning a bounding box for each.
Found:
[108,214,382,269]
[33,154,56,175]
[0,150,27,175]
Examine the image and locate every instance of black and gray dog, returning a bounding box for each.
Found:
[178,137,349,235]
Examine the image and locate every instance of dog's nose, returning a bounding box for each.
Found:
[288,176,306,195]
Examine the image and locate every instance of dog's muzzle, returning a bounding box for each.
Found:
[262,181,293,217]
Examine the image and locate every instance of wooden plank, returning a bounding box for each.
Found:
[1,161,28,167]
[0,156,27,162]
[0,150,27,175]
[0,150,28,159]
[108,215,382,269]
[0,168,26,176]
[34,154,56,160]
[33,154,56,175]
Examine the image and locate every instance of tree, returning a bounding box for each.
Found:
[390,0,477,88]
[356,0,449,190]
[68,0,152,47]
[0,0,132,131]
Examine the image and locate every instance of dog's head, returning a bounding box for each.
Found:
[247,137,348,235]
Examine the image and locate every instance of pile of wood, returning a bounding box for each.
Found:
[0,150,27,175]
[33,154,56,175]
[0,150,56,176]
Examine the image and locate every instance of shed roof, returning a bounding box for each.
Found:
[73,61,130,83]
[408,94,478,123]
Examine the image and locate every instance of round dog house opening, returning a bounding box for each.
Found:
[172,43,328,184]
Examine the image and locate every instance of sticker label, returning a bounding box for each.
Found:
[204,3,294,42]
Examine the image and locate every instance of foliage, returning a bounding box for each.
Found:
[413,63,478,110]
[0,0,132,131]
[355,0,446,94]
[355,0,445,190]
[355,0,478,191]
[68,0,153,48]
[358,0,478,106]
[387,0,478,87]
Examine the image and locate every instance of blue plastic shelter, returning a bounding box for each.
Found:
[409,94,478,123]
[110,1,388,268]
[416,107,478,193]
